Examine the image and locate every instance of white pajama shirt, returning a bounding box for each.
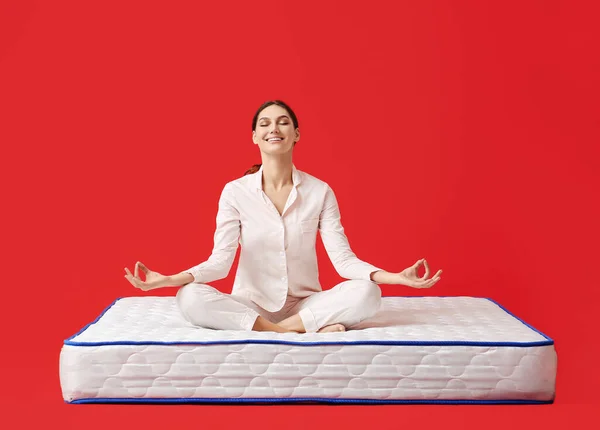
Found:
[178,164,383,331]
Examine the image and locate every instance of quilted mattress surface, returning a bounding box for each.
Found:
[59,296,556,404]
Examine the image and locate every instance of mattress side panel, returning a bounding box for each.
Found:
[59,343,557,402]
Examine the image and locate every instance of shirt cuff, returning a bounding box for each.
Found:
[363,265,383,282]
[184,268,203,284]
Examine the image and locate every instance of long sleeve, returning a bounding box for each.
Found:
[184,182,241,283]
[319,184,382,281]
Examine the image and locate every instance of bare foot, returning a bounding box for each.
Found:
[317,323,346,333]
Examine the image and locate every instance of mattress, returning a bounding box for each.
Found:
[59,296,556,404]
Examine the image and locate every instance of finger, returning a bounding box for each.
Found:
[124,268,142,288]
[124,273,137,288]
[132,278,145,290]
[134,262,140,279]
[420,276,440,288]
[421,259,430,280]
[128,273,149,291]
[421,280,435,288]
[426,270,441,281]
[124,270,135,282]
[410,259,423,279]
[138,261,148,274]
[413,279,431,288]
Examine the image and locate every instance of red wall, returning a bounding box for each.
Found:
[1,1,598,428]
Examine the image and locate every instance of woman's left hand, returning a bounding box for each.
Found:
[392,259,442,288]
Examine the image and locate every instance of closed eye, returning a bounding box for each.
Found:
[260,122,289,127]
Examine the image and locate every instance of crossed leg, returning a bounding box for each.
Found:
[275,279,382,333]
[176,280,382,333]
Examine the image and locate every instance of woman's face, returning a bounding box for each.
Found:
[252,104,300,156]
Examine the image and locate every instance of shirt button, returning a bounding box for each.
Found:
[280,251,285,257]
[281,276,287,282]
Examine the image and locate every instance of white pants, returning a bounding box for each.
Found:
[176,280,382,333]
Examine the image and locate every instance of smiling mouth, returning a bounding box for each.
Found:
[267,138,284,142]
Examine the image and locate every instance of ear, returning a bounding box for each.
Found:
[295,128,300,143]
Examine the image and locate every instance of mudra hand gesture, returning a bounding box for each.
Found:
[124,261,171,291]
[393,259,442,288]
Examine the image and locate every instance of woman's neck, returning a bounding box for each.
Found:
[261,158,293,191]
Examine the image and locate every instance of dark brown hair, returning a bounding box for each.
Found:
[244,100,299,176]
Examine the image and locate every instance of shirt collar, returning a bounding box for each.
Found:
[252,163,302,192]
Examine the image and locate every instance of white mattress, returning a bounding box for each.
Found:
[59,296,556,404]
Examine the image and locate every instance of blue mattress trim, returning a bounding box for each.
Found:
[63,295,554,347]
[67,397,553,405]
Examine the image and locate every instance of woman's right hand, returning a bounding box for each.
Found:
[124,261,171,291]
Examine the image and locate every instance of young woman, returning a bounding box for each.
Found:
[124,100,442,333]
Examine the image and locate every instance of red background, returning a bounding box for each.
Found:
[1,0,598,428]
